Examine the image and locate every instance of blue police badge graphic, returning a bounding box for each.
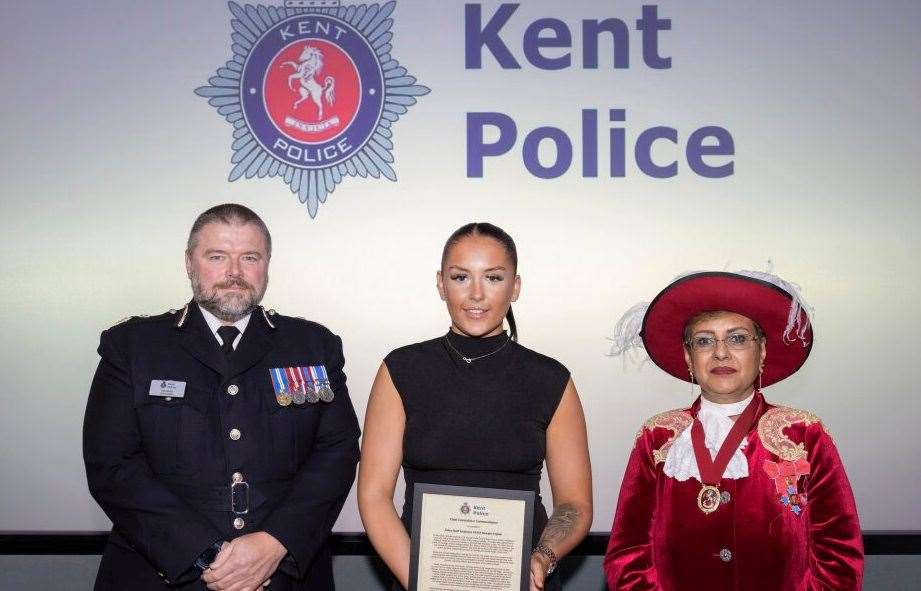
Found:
[196,1,429,217]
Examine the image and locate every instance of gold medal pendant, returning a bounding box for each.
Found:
[697,484,721,514]
[276,390,293,407]
[690,400,760,516]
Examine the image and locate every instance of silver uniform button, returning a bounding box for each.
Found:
[721,491,732,504]
[719,548,733,563]
[227,384,239,396]
[233,517,245,530]
[229,428,241,441]
[232,472,243,483]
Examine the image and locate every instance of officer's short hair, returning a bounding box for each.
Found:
[186,203,272,258]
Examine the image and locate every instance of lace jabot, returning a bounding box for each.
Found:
[663,394,754,482]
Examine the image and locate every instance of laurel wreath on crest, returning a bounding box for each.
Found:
[195,1,429,217]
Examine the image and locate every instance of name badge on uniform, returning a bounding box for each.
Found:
[149,380,186,398]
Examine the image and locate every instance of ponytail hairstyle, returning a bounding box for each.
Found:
[441,222,519,341]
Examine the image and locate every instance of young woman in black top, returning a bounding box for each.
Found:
[358,223,592,590]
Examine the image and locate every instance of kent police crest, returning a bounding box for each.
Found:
[196,0,429,217]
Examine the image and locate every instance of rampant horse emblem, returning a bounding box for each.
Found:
[196,0,429,218]
[285,44,335,117]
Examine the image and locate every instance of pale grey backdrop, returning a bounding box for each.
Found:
[1,0,919,538]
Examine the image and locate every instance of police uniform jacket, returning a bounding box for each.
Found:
[83,302,361,590]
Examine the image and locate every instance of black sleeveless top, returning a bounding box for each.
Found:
[385,330,570,583]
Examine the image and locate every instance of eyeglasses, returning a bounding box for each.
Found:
[686,333,762,352]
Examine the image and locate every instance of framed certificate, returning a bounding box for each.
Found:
[408,484,535,591]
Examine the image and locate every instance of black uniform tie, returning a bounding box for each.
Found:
[217,325,240,356]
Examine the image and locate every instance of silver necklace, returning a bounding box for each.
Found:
[443,333,512,364]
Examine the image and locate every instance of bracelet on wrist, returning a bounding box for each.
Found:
[532,542,558,575]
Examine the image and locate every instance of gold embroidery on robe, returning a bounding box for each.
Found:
[757,406,823,461]
[639,409,693,465]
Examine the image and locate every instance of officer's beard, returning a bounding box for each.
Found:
[191,272,267,322]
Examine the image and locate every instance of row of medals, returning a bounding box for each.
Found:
[276,381,334,406]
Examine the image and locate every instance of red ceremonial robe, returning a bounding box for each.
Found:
[603,392,863,590]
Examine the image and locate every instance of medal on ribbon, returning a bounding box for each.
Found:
[308,365,335,403]
[691,396,759,514]
[298,366,318,404]
[316,365,335,403]
[301,367,319,403]
[763,458,810,515]
[285,367,307,405]
[269,367,293,406]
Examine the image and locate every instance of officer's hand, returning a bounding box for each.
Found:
[201,532,287,591]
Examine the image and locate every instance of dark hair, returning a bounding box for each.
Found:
[186,203,272,258]
[441,222,519,341]
[682,310,765,346]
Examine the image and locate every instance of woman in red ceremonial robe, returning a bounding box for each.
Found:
[603,271,863,590]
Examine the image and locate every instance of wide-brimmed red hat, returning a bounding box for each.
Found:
[632,271,813,387]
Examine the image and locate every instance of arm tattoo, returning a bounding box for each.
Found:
[539,502,581,546]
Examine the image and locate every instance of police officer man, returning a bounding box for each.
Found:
[83,204,361,590]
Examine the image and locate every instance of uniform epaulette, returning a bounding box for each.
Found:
[757,406,826,462]
[111,314,151,328]
[638,408,693,465]
[113,306,184,328]
[262,307,311,324]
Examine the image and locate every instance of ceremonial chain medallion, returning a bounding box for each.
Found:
[690,394,759,514]
[697,484,721,514]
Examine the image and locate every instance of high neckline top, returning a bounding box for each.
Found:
[384,333,571,546]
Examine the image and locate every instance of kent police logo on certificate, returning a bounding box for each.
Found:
[196,0,429,217]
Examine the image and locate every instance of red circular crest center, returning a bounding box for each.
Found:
[264,40,361,144]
